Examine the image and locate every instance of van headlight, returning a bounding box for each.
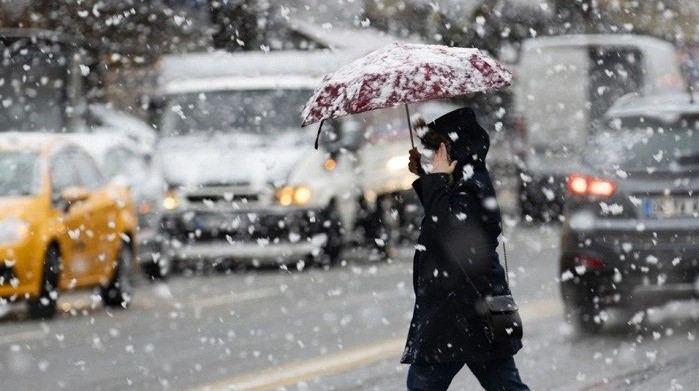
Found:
[162,190,180,210]
[386,155,408,171]
[276,185,313,206]
[0,217,29,245]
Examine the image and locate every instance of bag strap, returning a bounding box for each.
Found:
[502,226,510,287]
[453,250,484,300]
[452,223,510,300]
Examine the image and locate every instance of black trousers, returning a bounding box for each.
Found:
[407,356,530,391]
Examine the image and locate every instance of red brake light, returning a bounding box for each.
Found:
[567,174,616,197]
[574,255,604,270]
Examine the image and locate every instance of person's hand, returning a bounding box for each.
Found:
[432,143,457,175]
[408,147,425,176]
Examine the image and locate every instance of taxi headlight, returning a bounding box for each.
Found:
[162,191,180,210]
[0,217,29,245]
[276,185,313,206]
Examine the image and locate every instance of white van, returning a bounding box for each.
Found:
[145,49,369,273]
[513,34,685,221]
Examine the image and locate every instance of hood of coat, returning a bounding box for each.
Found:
[427,107,490,179]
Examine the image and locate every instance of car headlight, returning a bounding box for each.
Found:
[386,155,408,171]
[276,185,313,206]
[0,217,30,245]
[162,191,180,210]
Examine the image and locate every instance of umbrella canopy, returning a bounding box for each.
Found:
[301,43,513,148]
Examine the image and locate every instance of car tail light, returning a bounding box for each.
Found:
[567,174,616,197]
[574,255,604,270]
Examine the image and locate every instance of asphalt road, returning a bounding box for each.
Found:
[1,224,698,391]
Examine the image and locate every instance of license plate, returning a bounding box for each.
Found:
[196,214,247,231]
[642,196,699,218]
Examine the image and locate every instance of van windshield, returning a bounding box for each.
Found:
[584,116,699,170]
[160,89,311,136]
[0,151,40,196]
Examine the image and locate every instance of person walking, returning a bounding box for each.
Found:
[402,107,530,391]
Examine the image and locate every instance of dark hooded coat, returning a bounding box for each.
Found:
[401,107,523,364]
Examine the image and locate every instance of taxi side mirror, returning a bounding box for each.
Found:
[61,186,90,207]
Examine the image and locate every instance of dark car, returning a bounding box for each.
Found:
[559,94,699,333]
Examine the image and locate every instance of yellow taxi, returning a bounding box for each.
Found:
[0,133,138,319]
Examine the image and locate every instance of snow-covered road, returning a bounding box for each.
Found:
[0,225,697,390]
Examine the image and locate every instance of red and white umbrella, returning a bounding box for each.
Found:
[301,43,513,149]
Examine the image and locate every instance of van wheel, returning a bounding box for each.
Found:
[28,245,61,320]
[317,204,343,267]
[143,255,171,281]
[101,242,133,309]
[376,195,399,261]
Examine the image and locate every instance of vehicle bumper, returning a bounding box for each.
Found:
[158,208,328,264]
[169,234,327,265]
[560,219,699,308]
[0,242,41,299]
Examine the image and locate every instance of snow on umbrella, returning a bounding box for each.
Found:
[301,42,513,149]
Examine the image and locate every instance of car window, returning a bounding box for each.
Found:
[103,147,129,178]
[104,146,145,179]
[70,149,105,189]
[588,47,643,124]
[50,150,80,195]
[585,115,699,169]
[0,151,41,196]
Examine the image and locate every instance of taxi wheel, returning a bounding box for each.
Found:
[28,245,61,320]
[101,241,133,309]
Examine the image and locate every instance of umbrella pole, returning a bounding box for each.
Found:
[405,103,415,149]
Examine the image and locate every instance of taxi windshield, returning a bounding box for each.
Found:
[0,151,41,196]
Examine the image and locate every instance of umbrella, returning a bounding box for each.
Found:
[301,43,513,149]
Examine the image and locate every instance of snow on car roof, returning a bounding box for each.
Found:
[159,49,356,87]
[606,93,699,120]
[0,132,72,154]
[158,25,408,94]
[289,21,406,53]
[62,132,140,165]
[87,104,157,152]
[521,34,675,52]
[163,75,320,95]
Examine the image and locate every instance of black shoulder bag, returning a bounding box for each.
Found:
[451,233,523,343]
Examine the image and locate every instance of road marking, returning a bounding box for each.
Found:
[0,329,47,345]
[191,288,279,310]
[194,338,405,391]
[189,298,562,391]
